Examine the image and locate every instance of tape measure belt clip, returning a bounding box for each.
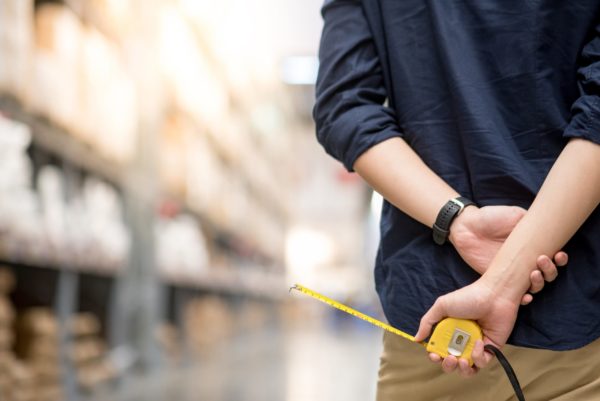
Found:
[426,318,482,366]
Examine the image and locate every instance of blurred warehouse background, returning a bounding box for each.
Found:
[0,0,385,400]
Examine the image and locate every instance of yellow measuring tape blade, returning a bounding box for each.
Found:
[291,284,418,343]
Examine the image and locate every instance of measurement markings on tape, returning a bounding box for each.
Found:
[290,283,419,343]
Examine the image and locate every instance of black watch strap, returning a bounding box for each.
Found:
[432,196,476,245]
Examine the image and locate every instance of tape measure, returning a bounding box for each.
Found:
[290,284,482,366]
[290,284,525,400]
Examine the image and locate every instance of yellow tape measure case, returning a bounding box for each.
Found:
[426,318,483,366]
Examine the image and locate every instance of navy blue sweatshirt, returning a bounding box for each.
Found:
[314,0,600,350]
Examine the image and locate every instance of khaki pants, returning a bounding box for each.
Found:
[377,332,600,401]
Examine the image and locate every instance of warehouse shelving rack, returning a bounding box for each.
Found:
[0,93,287,401]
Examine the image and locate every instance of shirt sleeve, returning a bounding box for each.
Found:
[313,0,403,172]
[563,22,600,144]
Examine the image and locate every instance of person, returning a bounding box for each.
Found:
[313,0,600,399]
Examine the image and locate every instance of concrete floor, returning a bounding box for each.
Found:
[101,323,383,401]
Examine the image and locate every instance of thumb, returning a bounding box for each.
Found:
[508,206,527,225]
[490,206,526,238]
[414,298,447,342]
[472,339,499,369]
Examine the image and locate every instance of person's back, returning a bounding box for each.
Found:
[314,1,600,399]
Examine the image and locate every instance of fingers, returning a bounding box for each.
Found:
[428,353,442,364]
[510,206,527,221]
[472,340,494,369]
[414,298,447,342]
[536,255,558,282]
[493,206,527,237]
[441,355,458,373]
[525,253,568,302]
[429,354,477,377]
[554,251,568,267]
[528,270,544,294]
[520,293,533,306]
[458,358,478,378]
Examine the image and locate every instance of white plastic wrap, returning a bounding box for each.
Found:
[37,165,67,256]
[155,214,209,278]
[81,178,131,267]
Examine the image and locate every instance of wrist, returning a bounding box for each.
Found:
[448,205,479,247]
[480,251,533,304]
[433,196,477,245]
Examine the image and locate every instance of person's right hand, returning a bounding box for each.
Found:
[414,276,520,377]
[449,205,568,304]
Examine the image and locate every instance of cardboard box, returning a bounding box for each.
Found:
[32,385,63,401]
[184,296,233,354]
[69,313,100,338]
[69,338,105,365]
[0,326,15,350]
[28,359,62,385]
[80,27,137,163]
[0,296,15,324]
[0,0,34,101]
[0,268,15,295]
[17,308,58,338]
[156,323,180,362]
[77,359,115,391]
[30,4,83,134]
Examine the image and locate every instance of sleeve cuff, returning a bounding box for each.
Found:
[341,127,403,172]
[317,104,404,172]
[563,95,600,145]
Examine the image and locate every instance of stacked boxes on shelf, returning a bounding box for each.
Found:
[0,354,35,401]
[0,0,33,103]
[156,323,180,363]
[69,314,115,392]
[0,0,138,163]
[37,166,130,272]
[0,269,123,401]
[0,115,44,261]
[0,270,16,353]
[0,268,36,401]
[238,301,269,334]
[15,308,64,401]
[158,297,268,363]
[184,296,234,355]
[155,213,209,281]
[30,3,137,163]
[156,5,295,265]
[16,309,115,397]
[2,0,296,268]
[0,114,131,272]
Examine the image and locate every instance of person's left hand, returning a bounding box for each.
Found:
[449,205,568,304]
[413,277,520,378]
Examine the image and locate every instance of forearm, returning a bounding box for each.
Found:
[354,137,459,228]
[484,139,600,300]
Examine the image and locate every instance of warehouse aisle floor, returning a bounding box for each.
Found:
[102,324,383,401]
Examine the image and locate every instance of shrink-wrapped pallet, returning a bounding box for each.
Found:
[155,214,209,278]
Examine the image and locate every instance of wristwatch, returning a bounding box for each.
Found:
[432,196,476,245]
